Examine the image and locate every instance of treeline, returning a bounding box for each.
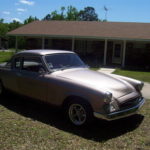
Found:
[0,6,104,49]
[43,6,100,21]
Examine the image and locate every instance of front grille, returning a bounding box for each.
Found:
[120,97,141,110]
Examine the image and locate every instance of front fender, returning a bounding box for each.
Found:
[110,74,144,91]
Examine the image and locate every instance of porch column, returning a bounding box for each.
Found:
[103,39,108,65]
[72,37,75,51]
[42,37,45,49]
[122,40,126,68]
[15,36,18,52]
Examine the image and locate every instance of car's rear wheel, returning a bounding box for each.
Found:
[67,99,94,126]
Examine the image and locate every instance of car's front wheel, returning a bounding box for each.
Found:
[67,99,94,126]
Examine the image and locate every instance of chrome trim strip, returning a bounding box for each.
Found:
[93,97,145,121]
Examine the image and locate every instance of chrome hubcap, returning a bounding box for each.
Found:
[69,104,86,125]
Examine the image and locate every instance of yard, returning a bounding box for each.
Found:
[113,69,150,83]
[0,51,14,63]
[0,94,150,150]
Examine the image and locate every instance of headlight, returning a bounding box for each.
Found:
[104,91,112,103]
[109,103,116,112]
[104,101,117,113]
[103,92,119,113]
[136,82,144,91]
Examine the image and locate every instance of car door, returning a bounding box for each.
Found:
[1,57,22,93]
[17,56,48,102]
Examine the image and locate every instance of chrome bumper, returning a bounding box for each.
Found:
[93,97,145,121]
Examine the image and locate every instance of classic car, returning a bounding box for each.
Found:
[0,50,145,126]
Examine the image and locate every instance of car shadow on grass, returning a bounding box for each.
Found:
[0,93,144,142]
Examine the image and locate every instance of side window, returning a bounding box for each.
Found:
[14,57,21,70]
[5,60,12,69]
[22,57,46,73]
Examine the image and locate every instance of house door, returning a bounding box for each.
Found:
[112,42,122,64]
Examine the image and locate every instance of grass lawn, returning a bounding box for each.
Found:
[90,67,100,71]
[0,94,150,150]
[113,69,150,83]
[0,51,14,63]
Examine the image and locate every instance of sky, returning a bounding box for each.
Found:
[0,0,150,23]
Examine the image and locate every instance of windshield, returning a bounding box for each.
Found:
[45,53,86,71]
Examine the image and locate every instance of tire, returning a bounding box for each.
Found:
[66,99,94,126]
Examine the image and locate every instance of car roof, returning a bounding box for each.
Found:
[16,49,74,56]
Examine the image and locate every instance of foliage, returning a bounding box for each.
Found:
[24,16,39,24]
[0,23,9,37]
[8,20,22,31]
[0,19,4,23]
[43,6,100,21]
[66,6,79,21]
[78,7,99,21]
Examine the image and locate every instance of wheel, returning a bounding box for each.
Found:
[67,99,94,126]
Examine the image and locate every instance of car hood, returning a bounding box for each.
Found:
[56,69,136,98]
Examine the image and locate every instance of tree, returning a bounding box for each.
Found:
[50,11,63,20]
[60,6,65,19]
[43,14,51,21]
[0,23,9,37]
[9,20,22,31]
[24,16,39,24]
[0,19,4,23]
[66,6,79,20]
[78,7,99,21]
[43,7,66,21]
[43,6,79,21]
[43,10,64,20]
[43,6,100,21]
[0,19,8,37]
[8,20,23,48]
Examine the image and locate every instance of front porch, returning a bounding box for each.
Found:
[15,36,150,69]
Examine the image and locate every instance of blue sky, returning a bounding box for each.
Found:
[0,0,150,23]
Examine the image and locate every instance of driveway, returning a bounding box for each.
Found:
[142,82,150,99]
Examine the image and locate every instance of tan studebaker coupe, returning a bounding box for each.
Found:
[0,50,145,126]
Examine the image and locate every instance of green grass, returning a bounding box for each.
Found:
[90,67,100,71]
[0,94,150,150]
[0,51,14,63]
[113,69,150,83]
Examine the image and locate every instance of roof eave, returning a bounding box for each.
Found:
[6,33,150,42]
